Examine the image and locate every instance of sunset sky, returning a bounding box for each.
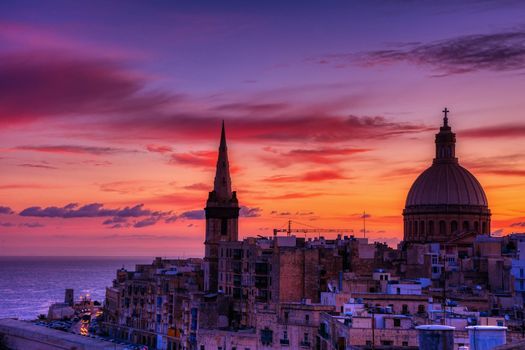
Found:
[1,1,525,256]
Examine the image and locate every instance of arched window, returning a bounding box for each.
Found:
[439,221,446,235]
[463,221,469,231]
[428,221,435,235]
[420,221,425,235]
[474,221,479,233]
[414,221,418,235]
[408,221,412,237]
[451,221,458,233]
[482,222,487,234]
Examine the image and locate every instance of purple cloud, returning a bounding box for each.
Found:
[0,206,14,215]
[239,206,262,218]
[19,203,154,218]
[179,210,205,220]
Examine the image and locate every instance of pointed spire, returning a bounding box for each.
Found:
[213,120,232,201]
[220,120,227,150]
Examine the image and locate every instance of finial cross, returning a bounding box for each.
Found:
[442,107,450,126]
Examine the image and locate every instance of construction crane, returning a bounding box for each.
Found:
[273,220,355,238]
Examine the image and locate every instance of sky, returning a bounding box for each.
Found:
[1,0,525,256]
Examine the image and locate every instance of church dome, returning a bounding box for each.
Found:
[405,162,488,207]
[403,109,491,243]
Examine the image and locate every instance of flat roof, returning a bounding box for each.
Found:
[416,325,455,331]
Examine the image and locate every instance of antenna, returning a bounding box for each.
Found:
[363,211,366,238]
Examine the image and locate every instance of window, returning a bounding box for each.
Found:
[221,219,227,236]
[420,221,425,235]
[439,221,446,235]
[474,221,479,232]
[463,221,470,231]
[428,221,434,235]
[200,346,205,350]
[402,341,409,347]
[482,222,487,234]
[402,304,409,314]
[283,331,288,339]
[451,221,458,233]
[305,314,310,324]
[394,318,401,327]
[414,221,418,235]
[260,328,273,345]
[497,320,504,326]
[418,305,426,314]
[284,311,289,322]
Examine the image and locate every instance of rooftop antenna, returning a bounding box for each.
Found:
[363,211,367,238]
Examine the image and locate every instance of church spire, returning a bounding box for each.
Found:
[434,107,457,163]
[212,120,233,201]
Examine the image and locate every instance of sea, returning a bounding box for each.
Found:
[0,256,153,320]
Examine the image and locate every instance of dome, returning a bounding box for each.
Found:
[405,162,488,207]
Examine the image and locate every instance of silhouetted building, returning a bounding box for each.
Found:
[403,109,491,244]
[204,121,240,292]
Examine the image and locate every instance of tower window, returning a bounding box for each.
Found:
[482,222,487,234]
[221,219,228,236]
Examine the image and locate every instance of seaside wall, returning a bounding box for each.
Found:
[0,318,126,350]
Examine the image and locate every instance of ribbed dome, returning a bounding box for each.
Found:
[406,162,488,207]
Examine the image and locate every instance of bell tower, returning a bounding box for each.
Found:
[204,121,239,292]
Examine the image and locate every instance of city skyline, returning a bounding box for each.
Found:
[1,1,525,256]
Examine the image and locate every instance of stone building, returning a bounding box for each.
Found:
[204,121,240,293]
[403,110,491,244]
[101,116,525,349]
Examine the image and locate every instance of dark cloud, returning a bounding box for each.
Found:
[102,216,128,225]
[0,206,14,214]
[0,222,14,227]
[170,150,216,168]
[510,222,525,228]
[134,217,161,228]
[14,145,131,155]
[463,154,525,177]
[261,147,371,167]
[258,192,325,200]
[0,52,173,127]
[18,163,58,170]
[0,50,430,144]
[179,210,206,220]
[239,206,262,218]
[146,144,173,154]
[19,222,44,228]
[183,183,210,191]
[264,170,349,183]
[19,203,155,218]
[214,102,288,114]
[318,30,525,75]
[461,124,525,138]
